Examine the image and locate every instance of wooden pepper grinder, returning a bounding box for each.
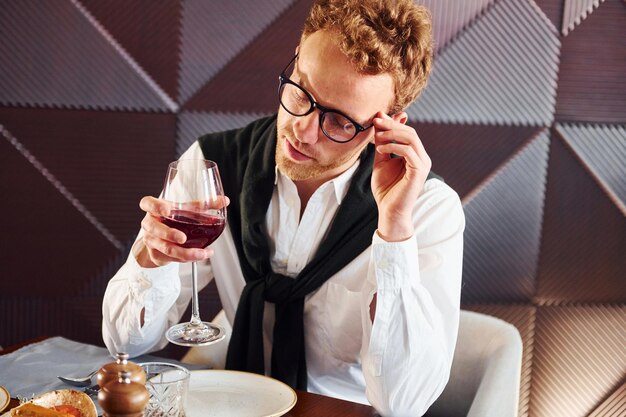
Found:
[98,371,150,417]
[97,352,147,388]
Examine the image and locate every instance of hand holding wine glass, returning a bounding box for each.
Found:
[136,196,214,268]
[155,159,228,346]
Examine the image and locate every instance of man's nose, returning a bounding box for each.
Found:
[293,111,320,144]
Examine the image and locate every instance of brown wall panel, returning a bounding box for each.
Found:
[413,122,540,198]
[0,107,176,243]
[80,0,183,101]
[554,0,626,123]
[534,0,566,30]
[529,305,626,417]
[183,0,310,113]
[0,136,118,297]
[537,133,626,304]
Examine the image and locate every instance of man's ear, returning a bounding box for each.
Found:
[295,45,300,55]
[392,112,408,125]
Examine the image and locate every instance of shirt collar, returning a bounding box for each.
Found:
[274,158,361,205]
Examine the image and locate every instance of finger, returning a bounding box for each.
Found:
[373,141,392,164]
[374,128,418,145]
[143,233,211,263]
[140,196,172,217]
[412,132,429,164]
[374,128,422,163]
[372,111,407,131]
[374,124,430,165]
[144,242,179,267]
[141,213,187,245]
[372,117,394,131]
[374,142,421,169]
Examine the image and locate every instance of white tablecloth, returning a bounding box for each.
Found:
[0,337,199,399]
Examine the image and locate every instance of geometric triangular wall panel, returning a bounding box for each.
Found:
[556,123,626,215]
[586,381,626,417]
[416,0,495,51]
[554,0,626,124]
[80,0,184,102]
[0,1,174,112]
[176,111,268,157]
[536,133,626,304]
[178,0,296,104]
[414,122,540,198]
[0,134,118,297]
[561,0,605,35]
[0,107,176,243]
[183,0,312,114]
[530,305,626,417]
[462,130,550,303]
[407,0,560,126]
[534,0,567,29]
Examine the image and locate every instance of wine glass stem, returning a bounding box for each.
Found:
[190,261,202,326]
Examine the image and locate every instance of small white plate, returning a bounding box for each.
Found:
[0,385,10,413]
[186,370,297,417]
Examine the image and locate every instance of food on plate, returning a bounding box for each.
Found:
[10,390,96,417]
[11,403,74,416]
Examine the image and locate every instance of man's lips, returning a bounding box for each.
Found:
[284,138,313,161]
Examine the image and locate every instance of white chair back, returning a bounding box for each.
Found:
[427,310,523,417]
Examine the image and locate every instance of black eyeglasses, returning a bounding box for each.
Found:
[278,55,374,143]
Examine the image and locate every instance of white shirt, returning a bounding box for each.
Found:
[102,141,465,417]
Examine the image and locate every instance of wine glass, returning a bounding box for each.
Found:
[161,159,227,346]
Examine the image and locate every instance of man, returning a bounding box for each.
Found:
[102,0,464,415]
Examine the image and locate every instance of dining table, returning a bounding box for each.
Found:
[0,336,377,417]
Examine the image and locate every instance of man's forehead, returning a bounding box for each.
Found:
[296,38,394,120]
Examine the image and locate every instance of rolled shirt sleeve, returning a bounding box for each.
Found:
[102,237,177,357]
[361,180,465,416]
[101,237,213,358]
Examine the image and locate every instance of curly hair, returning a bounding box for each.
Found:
[302,0,433,114]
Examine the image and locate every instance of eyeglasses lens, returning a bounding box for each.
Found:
[321,113,356,142]
[279,83,311,116]
[280,82,356,143]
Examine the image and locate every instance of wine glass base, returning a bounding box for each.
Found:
[166,322,226,347]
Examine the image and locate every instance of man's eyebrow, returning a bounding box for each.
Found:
[294,66,372,125]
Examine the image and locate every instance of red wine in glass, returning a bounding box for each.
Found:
[162,210,225,249]
[162,159,227,347]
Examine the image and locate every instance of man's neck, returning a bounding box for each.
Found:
[294,178,321,216]
[292,159,361,217]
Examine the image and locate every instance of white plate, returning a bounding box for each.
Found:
[186,370,297,417]
[0,385,9,413]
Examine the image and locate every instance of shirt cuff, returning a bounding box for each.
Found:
[126,248,180,335]
[371,231,420,290]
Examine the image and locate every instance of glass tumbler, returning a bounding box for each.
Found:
[140,362,190,417]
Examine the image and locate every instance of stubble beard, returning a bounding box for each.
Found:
[275,122,361,182]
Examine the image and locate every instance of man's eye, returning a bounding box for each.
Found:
[327,113,349,127]
[324,113,355,135]
[293,89,308,103]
